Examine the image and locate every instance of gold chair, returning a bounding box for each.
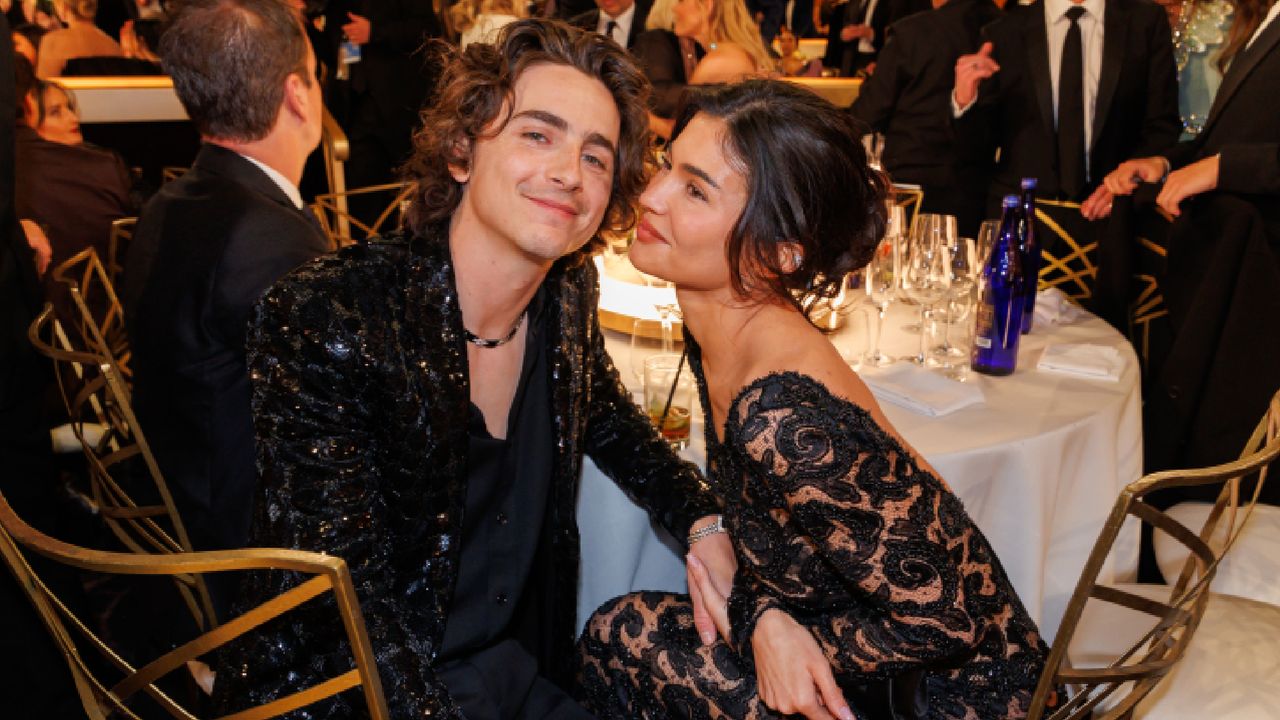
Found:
[28,302,217,632]
[1034,199,1098,302]
[0,487,390,719]
[891,183,924,228]
[1027,389,1280,719]
[161,167,188,184]
[310,181,414,249]
[108,217,137,288]
[50,247,132,381]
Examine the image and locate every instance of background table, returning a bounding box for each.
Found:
[577,298,1142,642]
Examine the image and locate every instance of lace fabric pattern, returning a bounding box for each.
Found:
[578,352,1049,720]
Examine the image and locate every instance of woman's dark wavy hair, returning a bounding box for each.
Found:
[670,80,889,326]
[403,19,652,264]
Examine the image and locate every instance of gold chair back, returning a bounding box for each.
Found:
[0,487,390,720]
[1034,199,1098,301]
[108,217,137,288]
[161,167,188,184]
[50,247,132,381]
[891,183,924,228]
[1027,389,1280,719]
[28,303,217,631]
[310,181,414,249]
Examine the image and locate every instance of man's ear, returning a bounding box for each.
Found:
[447,136,473,183]
[282,72,310,125]
[21,93,37,127]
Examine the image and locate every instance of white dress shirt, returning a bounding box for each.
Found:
[596,2,636,48]
[241,153,304,210]
[1046,0,1105,161]
[857,0,882,53]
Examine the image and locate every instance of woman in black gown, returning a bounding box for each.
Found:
[576,80,1051,720]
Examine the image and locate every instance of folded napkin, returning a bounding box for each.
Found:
[1033,287,1090,326]
[1036,343,1124,382]
[863,363,985,417]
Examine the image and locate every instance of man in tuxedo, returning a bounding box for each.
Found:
[335,0,440,209]
[570,0,652,49]
[821,0,894,75]
[122,0,330,617]
[850,0,1003,235]
[952,0,1180,208]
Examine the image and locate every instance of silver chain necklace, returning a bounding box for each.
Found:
[463,311,526,348]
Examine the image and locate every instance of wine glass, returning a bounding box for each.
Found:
[902,224,951,365]
[976,219,1000,270]
[933,236,977,361]
[628,304,680,383]
[900,214,956,326]
[862,238,898,367]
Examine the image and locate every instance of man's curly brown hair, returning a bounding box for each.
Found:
[403,19,652,262]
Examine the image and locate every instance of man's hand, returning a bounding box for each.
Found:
[753,609,855,720]
[1103,156,1167,197]
[840,24,873,42]
[953,41,999,108]
[343,12,371,45]
[20,220,51,276]
[687,517,736,645]
[1157,154,1219,217]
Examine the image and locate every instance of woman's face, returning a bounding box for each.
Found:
[673,0,709,40]
[630,113,748,294]
[36,86,83,145]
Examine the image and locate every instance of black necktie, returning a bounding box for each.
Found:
[605,20,618,45]
[1058,5,1087,199]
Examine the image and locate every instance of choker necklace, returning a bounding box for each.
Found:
[464,311,526,348]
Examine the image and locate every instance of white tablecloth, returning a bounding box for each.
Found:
[577,298,1142,642]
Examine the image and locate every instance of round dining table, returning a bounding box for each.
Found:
[576,290,1143,644]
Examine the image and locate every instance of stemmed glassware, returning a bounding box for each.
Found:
[902,220,952,365]
[976,219,1000,270]
[862,237,898,367]
[933,236,978,361]
[629,303,680,382]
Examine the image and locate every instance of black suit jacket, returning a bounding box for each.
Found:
[14,126,134,273]
[1163,15,1280,237]
[851,0,1003,186]
[213,232,718,718]
[823,0,894,75]
[336,0,439,149]
[122,145,328,581]
[569,0,653,48]
[957,0,1180,201]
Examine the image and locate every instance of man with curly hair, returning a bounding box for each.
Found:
[215,18,733,720]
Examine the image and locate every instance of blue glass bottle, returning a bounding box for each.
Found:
[971,196,1026,376]
[1018,177,1040,334]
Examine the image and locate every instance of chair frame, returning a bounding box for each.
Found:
[1027,390,1280,719]
[1034,199,1099,300]
[310,181,414,249]
[0,488,390,720]
[50,247,132,381]
[108,217,138,288]
[29,301,217,632]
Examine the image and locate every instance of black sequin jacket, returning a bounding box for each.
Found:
[215,229,720,719]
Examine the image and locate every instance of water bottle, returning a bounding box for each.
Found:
[971,196,1026,376]
[1018,177,1040,334]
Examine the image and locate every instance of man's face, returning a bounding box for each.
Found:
[597,0,634,18]
[450,63,622,265]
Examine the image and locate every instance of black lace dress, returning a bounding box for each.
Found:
[577,348,1050,720]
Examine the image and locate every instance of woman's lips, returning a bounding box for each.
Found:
[635,219,668,244]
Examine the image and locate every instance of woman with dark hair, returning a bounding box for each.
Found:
[577,80,1050,720]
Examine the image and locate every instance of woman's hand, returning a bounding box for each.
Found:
[687,520,736,645]
[687,557,854,720]
[1157,154,1219,217]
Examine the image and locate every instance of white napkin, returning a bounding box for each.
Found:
[863,363,985,417]
[1036,343,1124,382]
[1033,287,1090,326]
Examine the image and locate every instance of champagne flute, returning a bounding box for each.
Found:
[903,225,951,365]
[628,304,680,382]
[934,236,977,360]
[863,239,898,367]
[976,219,1000,269]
